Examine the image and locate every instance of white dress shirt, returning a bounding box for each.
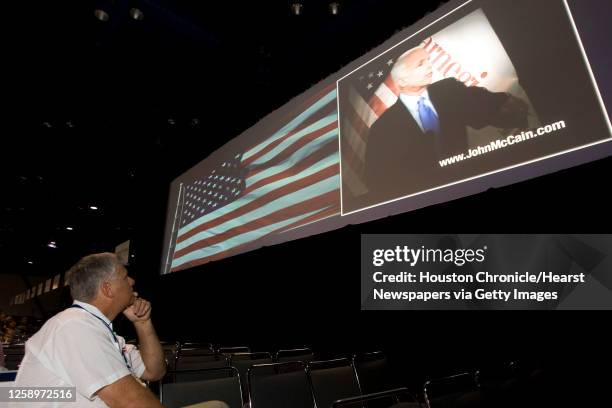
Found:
[399,90,439,133]
[14,301,145,407]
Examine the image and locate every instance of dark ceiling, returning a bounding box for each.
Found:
[2,0,446,277]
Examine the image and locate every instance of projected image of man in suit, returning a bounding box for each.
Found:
[364,46,529,204]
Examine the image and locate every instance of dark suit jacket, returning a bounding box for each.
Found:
[364,78,527,203]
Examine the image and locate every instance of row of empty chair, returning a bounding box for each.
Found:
[4,338,544,408]
[160,353,420,408]
[159,344,543,408]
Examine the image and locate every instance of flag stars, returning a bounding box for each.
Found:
[387,59,394,66]
[367,83,373,90]
[368,72,374,78]
[377,71,384,77]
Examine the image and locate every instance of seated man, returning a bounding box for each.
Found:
[14,252,226,408]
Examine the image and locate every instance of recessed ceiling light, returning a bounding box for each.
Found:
[291,2,303,15]
[129,8,144,21]
[329,2,340,15]
[94,9,110,22]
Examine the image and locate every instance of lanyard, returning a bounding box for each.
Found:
[69,304,132,370]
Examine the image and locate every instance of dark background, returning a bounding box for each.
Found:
[2,0,611,403]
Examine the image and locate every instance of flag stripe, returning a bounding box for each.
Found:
[349,86,378,127]
[242,103,337,166]
[275,204,340,236]
[247,117,338,172]
[176,139,337,241]
[247,123,338,183]
[173,189,339,261]
[377,77,399,105]
[175,164,339,247]
[242,89,337,162]
[342,119,367,163]
[244,141,339,195]
[170,204,338,272]
[172,175,339,267]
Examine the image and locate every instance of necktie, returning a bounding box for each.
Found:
[417,96,440,134]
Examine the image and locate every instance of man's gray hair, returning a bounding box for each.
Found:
[390,46,424,85]
[66,253,121,302]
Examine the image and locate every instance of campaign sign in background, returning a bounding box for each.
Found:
[361,234,612,310]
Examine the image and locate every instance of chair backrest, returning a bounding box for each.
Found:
[332,387,418,408]
[353,351,391,395]
[424,372,480,408]
[161,367,242,408]
[276,348,315,363]
[229,352,274,381]
[308,358,362,408]
[3,350,24,371]
[163,344,178,371]
[248,361,315,408]
[174,353,229,375]
[180,342,214,352]
[216,346,250,354]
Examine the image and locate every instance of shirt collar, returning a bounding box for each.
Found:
[73,300,113,328]
[399,89,432,107]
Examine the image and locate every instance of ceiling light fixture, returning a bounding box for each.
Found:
[291,2,303,16]
[329,2,340,15]
[94,9,110,22]
[129,8,144,21]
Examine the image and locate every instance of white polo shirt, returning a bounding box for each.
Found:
[14,301,145,407]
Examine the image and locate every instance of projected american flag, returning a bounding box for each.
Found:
[169,85,341,272]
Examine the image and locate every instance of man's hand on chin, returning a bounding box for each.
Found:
[123,293,152,323]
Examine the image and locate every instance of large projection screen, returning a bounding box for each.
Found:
[161,0,611,274]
